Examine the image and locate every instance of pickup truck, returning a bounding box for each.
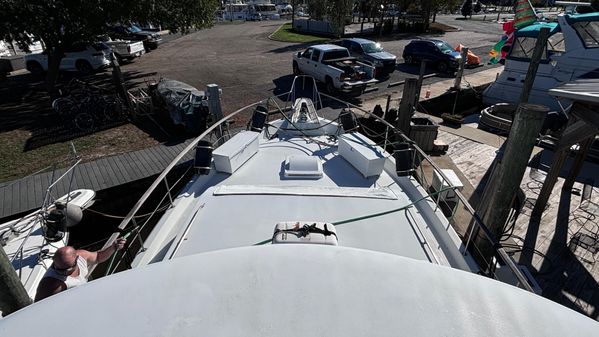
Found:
[292,44,377,96]
[101,38,145,62]
[108,25,162,51]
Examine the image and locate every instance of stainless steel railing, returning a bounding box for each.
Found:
[100,82,534,292]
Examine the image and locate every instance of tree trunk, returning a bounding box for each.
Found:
[46,48,63,98]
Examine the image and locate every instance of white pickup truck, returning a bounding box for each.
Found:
[102,38,145,62]
[292,44,377,96]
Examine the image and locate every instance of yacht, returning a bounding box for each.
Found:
[2,77,597,334]
[483,13,599,111]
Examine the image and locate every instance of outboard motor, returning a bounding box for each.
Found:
[43,202,83,242]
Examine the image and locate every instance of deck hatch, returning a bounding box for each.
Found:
[283,155,323,179]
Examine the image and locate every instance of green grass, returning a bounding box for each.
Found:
[270,23,331,43]
[0,125,159,184]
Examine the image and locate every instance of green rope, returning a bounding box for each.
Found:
[104,228,135,276]
[252,185,457,246]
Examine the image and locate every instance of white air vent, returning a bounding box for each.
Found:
[272,221,338,245]
[283,155,323,179]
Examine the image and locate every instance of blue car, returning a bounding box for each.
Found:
[402,39,462,73]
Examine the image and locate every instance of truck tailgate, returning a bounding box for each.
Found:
[129,41,145,55]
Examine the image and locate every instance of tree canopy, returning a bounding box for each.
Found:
[0,0,219,90]
[1,0,218,52]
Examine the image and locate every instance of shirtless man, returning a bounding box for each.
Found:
[34,238,126,302]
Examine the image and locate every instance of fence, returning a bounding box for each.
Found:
[293,19,336,36]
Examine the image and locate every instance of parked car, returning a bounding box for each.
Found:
[292,44,377,96]
[24,42,112,75]
[402,39,462,73]
[99,36,145,62]
[336,38,397,77]
[108,24,162,51]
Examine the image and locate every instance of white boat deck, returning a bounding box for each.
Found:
[133,133,470,270]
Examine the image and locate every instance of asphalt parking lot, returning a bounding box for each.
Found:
[120,18,503,113]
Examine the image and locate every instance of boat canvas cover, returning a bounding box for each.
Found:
[156,79,206,126]
[515,22,560,38]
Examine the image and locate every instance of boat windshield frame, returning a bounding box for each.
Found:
[571,20,599,49]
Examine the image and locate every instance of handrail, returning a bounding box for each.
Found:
[96,99,271,259]
[99,80,533,292]
[8,151,81,276]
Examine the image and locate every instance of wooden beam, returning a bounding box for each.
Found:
[531,148,569,219]
[556,119,597,151]
[573,102,599,129]
[397,78,418,135]
[562,136,596,191]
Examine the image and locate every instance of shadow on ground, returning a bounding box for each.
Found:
[0,68,190,151]
[467,145,599,320]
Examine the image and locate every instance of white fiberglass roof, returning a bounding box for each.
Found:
[138,133,469,269]
[3,245,597,336]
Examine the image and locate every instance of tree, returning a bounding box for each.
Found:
[593,0,599,11]
[473,1,482,13]
[306,0,353,36]
[461,0,473,18]
[0,0,219,93]
[328,0,354,37]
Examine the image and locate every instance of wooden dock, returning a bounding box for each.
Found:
[0,139,194,220]
[436,128,599,320]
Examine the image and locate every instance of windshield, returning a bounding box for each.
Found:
[572,21,599,48]
[362,42,383,53]
[128,25,142,33]
[322,49,350,61]
[435,41,454,54]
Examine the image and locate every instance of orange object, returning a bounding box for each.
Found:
[455,44,481,66]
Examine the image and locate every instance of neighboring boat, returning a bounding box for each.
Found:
[0,157,95,301]
[483,13,599,111]
[2,77,597,334]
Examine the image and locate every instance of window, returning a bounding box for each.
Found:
[302,48,312,59]
[361,42,383,53]
[509,37,547,60]
[321,49,350,61]
[434,41,454,54]
[548,32,566,54]
[66,43,87,53]
[572,21,599,48]
[311,49,320,61]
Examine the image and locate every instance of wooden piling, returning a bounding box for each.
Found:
[0,247,32,316]
[519,27,550,104]
[397,78,418,134]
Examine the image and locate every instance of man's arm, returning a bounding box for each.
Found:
[78,238,126,266]
[34,278,67,302]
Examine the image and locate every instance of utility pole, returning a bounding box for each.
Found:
[0,248,32,316]
[397,78,418,135]
[519,28,550,104]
